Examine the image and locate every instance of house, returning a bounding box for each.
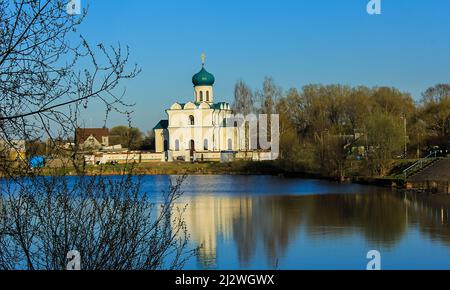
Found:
[75,128,110,150]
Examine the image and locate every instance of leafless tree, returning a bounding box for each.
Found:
[0,0,194,270]
[233,80,254,115]
[0,175,194,270]
[0,0,139,162]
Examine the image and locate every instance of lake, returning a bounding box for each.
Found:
[143,175,450,270]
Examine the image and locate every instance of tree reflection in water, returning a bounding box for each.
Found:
[180,190,450,269]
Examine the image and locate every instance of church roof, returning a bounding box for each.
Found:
[153,120,168,130]
[75,128,109,144]
[211,102,230,110]
[169,102,230,110]
[192,67,215,87]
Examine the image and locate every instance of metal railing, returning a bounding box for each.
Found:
[403,151,438,180]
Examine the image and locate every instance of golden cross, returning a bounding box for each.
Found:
[201,52,206,66]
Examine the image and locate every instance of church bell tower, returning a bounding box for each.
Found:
[192,53,215,103]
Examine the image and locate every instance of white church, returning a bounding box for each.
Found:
[153,55,274,162]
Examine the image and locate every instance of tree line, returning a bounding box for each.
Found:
[23,79,449,182]
[233,78,450,179]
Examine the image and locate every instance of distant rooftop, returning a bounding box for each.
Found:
[153,120,169,130]
[75,128,109,144]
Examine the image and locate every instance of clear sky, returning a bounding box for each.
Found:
[76,0,450,132]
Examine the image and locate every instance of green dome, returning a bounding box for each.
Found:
[192,67,215,86]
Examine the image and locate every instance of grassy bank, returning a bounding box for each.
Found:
[79,161,285,176]
[38,159,410,187]
[5,159,415,190]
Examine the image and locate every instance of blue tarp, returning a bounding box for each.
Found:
[30,156,45,169]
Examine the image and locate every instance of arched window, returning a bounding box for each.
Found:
[189,115,195,126]
[206,91,210,102]
[175,140,180,151]
[227,138,233,151]
[200,91,203,102]
[204,139,209,151]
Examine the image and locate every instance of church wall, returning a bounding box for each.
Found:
[218,127,239,151]
[166,106,241,153]
[169,127,216,151]
[168,108,214,128]
[154,128,166,153]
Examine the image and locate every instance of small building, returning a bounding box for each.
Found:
[75,128,110,150]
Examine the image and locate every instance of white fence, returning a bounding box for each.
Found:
[85,152,164,165]
[85,150,276,165]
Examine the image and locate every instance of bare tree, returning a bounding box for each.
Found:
[0,0,194,270]
[233,80,254,115]
[254,77,282,145]
[0,174,194,270]
[256,76,282,115]
[0,0,139,163]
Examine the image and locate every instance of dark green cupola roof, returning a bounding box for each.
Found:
[192,66,215,87]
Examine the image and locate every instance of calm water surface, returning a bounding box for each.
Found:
[143,175,450,270]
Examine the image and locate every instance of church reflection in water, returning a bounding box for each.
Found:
[176,191,450,269]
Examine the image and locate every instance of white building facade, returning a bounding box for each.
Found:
[154,58,256,162]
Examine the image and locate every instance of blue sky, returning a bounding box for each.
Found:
[76,0,450,131]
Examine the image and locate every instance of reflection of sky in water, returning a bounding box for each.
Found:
[139,175,450,270]
[142,175,383,200]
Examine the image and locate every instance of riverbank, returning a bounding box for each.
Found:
[5,159,449,194]
[78,161,287,176]
[35,160,407,189]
